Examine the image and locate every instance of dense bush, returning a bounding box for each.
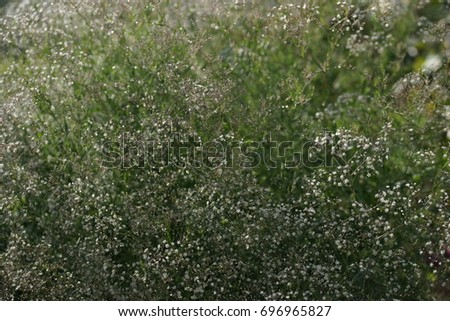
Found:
[1,0,449,300]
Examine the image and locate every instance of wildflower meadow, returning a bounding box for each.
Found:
[1,0,449,300]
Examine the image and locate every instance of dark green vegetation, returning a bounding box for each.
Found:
[1,0,449,300]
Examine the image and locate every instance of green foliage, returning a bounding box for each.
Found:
[1,0,449,300]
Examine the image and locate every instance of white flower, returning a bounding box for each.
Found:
[422,54,442,73]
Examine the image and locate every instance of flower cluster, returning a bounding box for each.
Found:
[1,0,449,300]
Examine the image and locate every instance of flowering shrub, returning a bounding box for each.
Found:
[0,0,449,300]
